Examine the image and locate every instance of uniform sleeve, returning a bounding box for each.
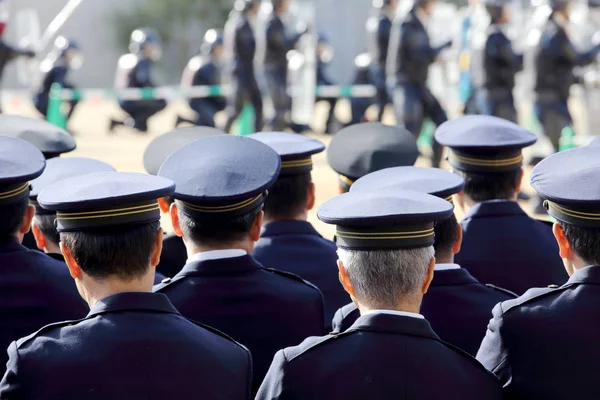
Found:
[255,350,291,400]
[553,30,600,67]
[401,23,443,63]
[331,307,345,333]
[476,303,512,388]
[493,36,523,72]
[0,342,24,399]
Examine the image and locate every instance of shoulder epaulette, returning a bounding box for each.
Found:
[16,316,90,349]
[502,283,573,314]
[484,283,518,298]
[152,273,187,292]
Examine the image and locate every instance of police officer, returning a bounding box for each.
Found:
[332,166,517,356]
[315,34,339,134]
[34,37,82,123]
[327,122,419,193]
[175,29,227,128]
[142,126,224,278]
[265,0,305,131]
[155,135,325,394]
[435,115,568,294]
[257,189,502,399]
[535,0,600,152]
[388,0,452,167]
[0,136,87,378]
[110,28,166,133]
[249,132,350,330]
[471,0,523,122]
[224,0,264,134]
[374,0,398,121]
[477,146,600,399]
[0,171,253,398]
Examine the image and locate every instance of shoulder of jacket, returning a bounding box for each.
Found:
[185,318,251,356]
[262,267,321,292]
[152,273,187,292]
[285,331,356,362]
[16,317,90,349]
[438,338,505,381]
[501,284,573,314]
[484,284,518,298]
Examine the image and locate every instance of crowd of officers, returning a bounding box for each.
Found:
[0,110,598,399]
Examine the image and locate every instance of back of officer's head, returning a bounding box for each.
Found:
[263,173,314,222]
[0,199,33,242]
[458,168,523,203]
[32,213,60,248]
[433,214,462,263]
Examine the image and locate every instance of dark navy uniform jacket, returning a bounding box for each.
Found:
[153,254,325,394]
[0,292,252,399]
[257,312,502,399]
[156,233,187,278]
[233,17,257,82]
[128,58,156,88]
[191,61,226,111]
[252,220,350,330]
[482,26,523,93]
[332,267,516,356]
[0,239,88,377]
[377,14,393,68]
[477,266,600,399]
[455,200,568,294]
[265,15,302,73]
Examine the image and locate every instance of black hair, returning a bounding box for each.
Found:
[559,222,600,266]
[486,5,504,23]
[60,221,160,281]
[177,202,261,245]
[0,199,29,241]
[433,214,459,258]
[33,214,60,245]
[263,173,311,220]
[459,169,521,202]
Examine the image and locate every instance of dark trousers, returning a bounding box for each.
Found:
[189,98,223,127]
[34,93,79,121]
[120,99,167,132]
[393,83,446,167]
[224,74,264,133]
[475,89,517,123]
[534,96,572,152]
[265,68,290,131]
[372,66,390,121]
[349,97,376,125]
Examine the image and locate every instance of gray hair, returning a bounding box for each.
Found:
[337,246,435,309]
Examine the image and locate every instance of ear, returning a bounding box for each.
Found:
[158,197,171,214]
[453,223,463,255]
[515,168,524,194]
[338,185,346,195]
[150,227,163,268]
[60,242,83,280]
[553,222,573,260]
[307,181,316,211]
[249,210,264,242]
[31,222,47,252]
[19,205,35,235]
[337,259,356,299]
[422,256,436,295]
[169,202,184,237]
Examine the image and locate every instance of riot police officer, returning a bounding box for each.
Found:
[374,0,398,121]
[224,0,264,134]
[110,28,166,133]
[472,0,523,122]
[388,0,452,167]
[175,29,226,128]
[265,0,305,131]
[535,0,600,152]
[33,37,82,123]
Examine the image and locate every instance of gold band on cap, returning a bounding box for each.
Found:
[181,194,263,214]
[281,158,313,169]
[336,227,435,240]
[449,152,523,168]
[546,201,600,221]
[56,202,159,221]
[0,182,29,200]
[444,195,454,204]
[339,175,355,187]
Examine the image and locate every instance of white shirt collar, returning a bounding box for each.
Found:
[364,309,425,319]
[187,249,247,264]
[434,263,461,271]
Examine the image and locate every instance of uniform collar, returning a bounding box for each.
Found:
[567,265,600,285]
[88,292,180,318]
[260,220,322,238]
[463,200,526,220]
[186,249,247,264]
[434,263,461,271]
[0,237,27,254]
[431,267,480,286]
[348,312,439,340]
[364,309,424,319]
[179,254,262,276]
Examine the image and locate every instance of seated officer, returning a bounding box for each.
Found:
[477,146,600,399]
[327,122,419,193]
[155,135,325,394]
[436,115,567,294]
[0,171,252,398]
[143,126,224,278]
[257,190,502,399]
[249,132,349,329]
[0,136,87,378]
[331,166,517,355]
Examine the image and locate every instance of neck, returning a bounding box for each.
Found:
[44,241,62,255]
[435,254,454,265]
[78,271,155,309]
[264,211,308,224]
[566,256,590,276]
[184,238,253,258]
[460,195,516,215]
[357,298,421,315]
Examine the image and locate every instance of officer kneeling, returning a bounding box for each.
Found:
[0,171,252,398]
[257,190,502,399]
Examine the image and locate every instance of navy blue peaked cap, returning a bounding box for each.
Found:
[327,123,419,189]
[531,147,600,227]
[143,126,225,175]
[351,166,464,202]
[37,172,175,232]
[0,135,45,205]
[30,158,115,215]
[248,132,325,176]
[0,115,76,158]
[318,190,454,250]
[435,116,536,172]
[158,135,281,218]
